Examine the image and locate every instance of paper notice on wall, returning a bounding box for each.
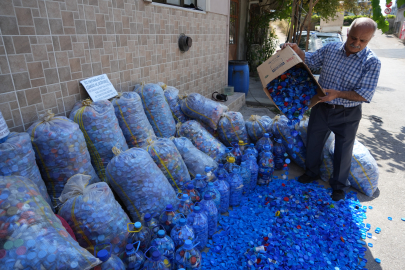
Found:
[0,111,10,140]
[80,74,118,102]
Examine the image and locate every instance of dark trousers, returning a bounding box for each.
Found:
[305,103,362,190]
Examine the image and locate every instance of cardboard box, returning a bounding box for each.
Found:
[257,46,326,113]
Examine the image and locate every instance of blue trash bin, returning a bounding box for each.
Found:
[228,60,249,96]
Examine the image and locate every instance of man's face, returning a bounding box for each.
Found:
[345,26,374,54]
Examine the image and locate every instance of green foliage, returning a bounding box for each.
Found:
[386,15,396,19]
[311,15,320,25]
[344,15,369,25]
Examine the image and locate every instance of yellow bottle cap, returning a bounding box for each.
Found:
[227,157,235,163]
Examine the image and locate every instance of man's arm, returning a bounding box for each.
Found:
[320,89,367,102]
[280,43,305,61]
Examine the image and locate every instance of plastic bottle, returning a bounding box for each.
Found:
[231,142,243,165]
[241,147,253,162]
[174,240,202,269]
[159,204,179,234]
[259,145,274,161]
[240,162,252,195]
[213,163,229,179]
[199,193,218,238]
[227,168,244,207]
[273,138,286,170]
[170,218,195,249]
[143,250,171,270]
[95,249,126,270]
[129,222,151,252]
[123,242,146,270]
[221,148,235,164]
[192,174,207,195]
[184,183,201,203]
[258,152,274,185]
[238,140,246,153]
[245,154,259,191]
[213,174,230,214]
[202,182,221,212]
[143,213,160,239]
[203,166,216,182]
[150,230,175,265]
[224,156,239,173]
[255,133,273,152]
[246,143,259,159]
[186,206,208,251]
[175,193,192,217]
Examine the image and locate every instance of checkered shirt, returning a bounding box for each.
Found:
[305,42,381,107]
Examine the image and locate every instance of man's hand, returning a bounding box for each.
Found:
[319,89,340,102]
[278,43,305,61]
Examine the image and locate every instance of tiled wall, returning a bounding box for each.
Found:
[0,0,228,132]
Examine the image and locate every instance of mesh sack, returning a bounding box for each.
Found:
[171,137,218,179]
[69,99,128,182]
[196,119,218,138]
[145,138,191,193]
[218,111,249,147]
[245,115,273,143]
[58,174,131,256]
[0,175,100,270]
[164,86,188,123]
[111,92,156,148]
[330,140,379,197]
[134,83,176,138]
[319,132,335,182]
[295,115,309,146]
[0,132,52,208]
[106,147,177,222]
[177,120,227,162]
[271,115,306,169]
[157,82,167,90]
[180,93,228,130]
[27,110,99,209]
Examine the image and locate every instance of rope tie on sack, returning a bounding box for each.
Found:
[39,110,55,123]
[112,146,122,156]
[82,99,93,106]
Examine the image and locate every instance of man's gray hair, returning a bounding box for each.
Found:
[349,18,378,36]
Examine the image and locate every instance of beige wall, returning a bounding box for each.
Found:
[0,0,228,132]
[208,0,229,16]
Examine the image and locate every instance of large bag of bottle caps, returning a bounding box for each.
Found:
[319,132,335,182]
[58,174,131,256]
[177,120,227,162]
[245,115,273,143]
[171,137,218,178]
[218,111,249,147]
[111,92,156,148]
[0,175,100,270]
[164,86,188,124]
[134,83,176,138]
[0,132,52,208]
[180,93,228,130]
[106,147,177,222]
[330,140,379,197]
[69,99,128,182]
[27,110,99,209]
[196,119,218,138]
[145,138,191,193]
[271,115,306,169]
[295,115,309,146]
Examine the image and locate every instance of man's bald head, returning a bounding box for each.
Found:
[349,18,377,36]
[345,18,377,55]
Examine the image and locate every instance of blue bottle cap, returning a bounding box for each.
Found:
[144,213,152,222]
[179,218,187,226]
[232,168,238,173]
[152,250,161,261]
[196,174,202,179]
[194,206,201,213]
[241,161,246,166]
[375,258,381,263]
[97,249,110,262]
[157,230,166,238]
[205,166,211,172]
[204,193,212,201]
[126,244,134,252]
[265,152,271,157]
[264,133,269,138]
[225,148,230,153]
[250,143,255,147]
[181,194,189,200]
[166,204,173,211]
[218,174,225,180]
[263,145,270,151]
[186,183,194,190]
[218,164,224,168]
[208,182,214,187]
[134,222,142,229]
[183,240,193,249]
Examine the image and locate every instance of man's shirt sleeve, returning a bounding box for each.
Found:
[304,44,329,70]
[354,58,381,103]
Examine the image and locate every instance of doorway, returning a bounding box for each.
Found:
[229,0,239,60]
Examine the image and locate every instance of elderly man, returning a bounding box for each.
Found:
[281,18,381,201]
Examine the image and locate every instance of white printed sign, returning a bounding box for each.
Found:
[0,111,10,140]
[80,74,118,102]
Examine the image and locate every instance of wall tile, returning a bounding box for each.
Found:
[8,54,27,73]
[34,17,50,35]
[25,87,41,105]
[13,72,31,90]
[27,61,44,79]
[49,18,64,35]
[0,17,19,35]
[0,0,16,16]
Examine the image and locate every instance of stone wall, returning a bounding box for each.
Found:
[0,0,228,131]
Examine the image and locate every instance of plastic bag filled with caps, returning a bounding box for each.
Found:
[218,111,249,147]
[58,174,131,257]
[27,110,99,209]
[177,120,227,163]
[319,132,335,182]
[69,99,128,182]
[271,115,306,169]
[0,132,52,209]
[171,137,218,179]
[111,92,156,148]
[0,175,100,270]
[160,84,188,124]
[330,140,379,197]
[134,83,176,138]
[106,147,177,222]
[196,119,218,138]
[245,115,273,143]
[295,115,309,146]
[180,93,228,130]
[145,138,191,193]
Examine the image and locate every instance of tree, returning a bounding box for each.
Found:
[371,0,405,33]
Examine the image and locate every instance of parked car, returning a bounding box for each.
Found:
[280,31,343,51]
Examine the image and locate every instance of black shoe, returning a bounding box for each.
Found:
[332,190,345,201]
[298,173,319,184]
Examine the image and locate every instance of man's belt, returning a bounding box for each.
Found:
[320,103,345,109]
